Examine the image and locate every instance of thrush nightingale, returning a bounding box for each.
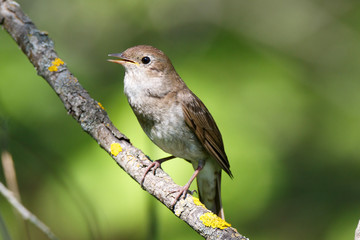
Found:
[108,45,232,219]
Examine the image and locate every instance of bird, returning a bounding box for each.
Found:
[108,45,232,219]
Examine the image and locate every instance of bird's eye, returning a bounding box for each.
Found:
[141,56,151,64]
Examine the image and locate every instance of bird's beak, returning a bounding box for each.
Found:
[107,53,138,65]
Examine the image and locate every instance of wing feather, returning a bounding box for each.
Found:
[182,91,232,177]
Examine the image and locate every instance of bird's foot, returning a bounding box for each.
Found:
[140,155,175,186]
[140,161,161,186]
[170,164,203,208]
[170,182,193,207]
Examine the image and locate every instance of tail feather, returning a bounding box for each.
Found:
[196,161,225,219]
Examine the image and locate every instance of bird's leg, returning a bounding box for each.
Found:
[141,155,175,186]
[171,163,203,207]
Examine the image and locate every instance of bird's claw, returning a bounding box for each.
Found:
[140,161,161,186]
[189,189,197,195]
[140,156,175,187]
[170,184,195,208]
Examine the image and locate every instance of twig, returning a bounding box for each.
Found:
[1,150,21,201]
[0,0,248,239]
[0,181,58,240]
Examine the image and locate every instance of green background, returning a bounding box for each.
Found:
[1,0,360,239]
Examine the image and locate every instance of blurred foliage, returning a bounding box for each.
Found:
[1,0,360,239]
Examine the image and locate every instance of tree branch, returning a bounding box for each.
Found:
[0,181,58,240]
[0,0,248,239]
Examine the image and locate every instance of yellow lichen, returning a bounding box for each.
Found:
[110,143,122,156]
[48,65,58,72]
[97,102,105,110]
[48,58,64,72]
[193,197,205,207]
[199,212,231,229]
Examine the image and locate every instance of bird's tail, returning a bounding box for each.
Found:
[196,161,224,219]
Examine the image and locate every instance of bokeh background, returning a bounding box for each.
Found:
[1,0,360,239]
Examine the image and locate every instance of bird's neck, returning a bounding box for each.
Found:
[124,70,184,100]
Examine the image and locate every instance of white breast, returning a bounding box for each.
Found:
[123,73,208,162]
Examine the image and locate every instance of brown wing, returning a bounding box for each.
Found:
[182,91,233,177]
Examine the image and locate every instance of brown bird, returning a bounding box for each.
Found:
[108,45,232,219]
